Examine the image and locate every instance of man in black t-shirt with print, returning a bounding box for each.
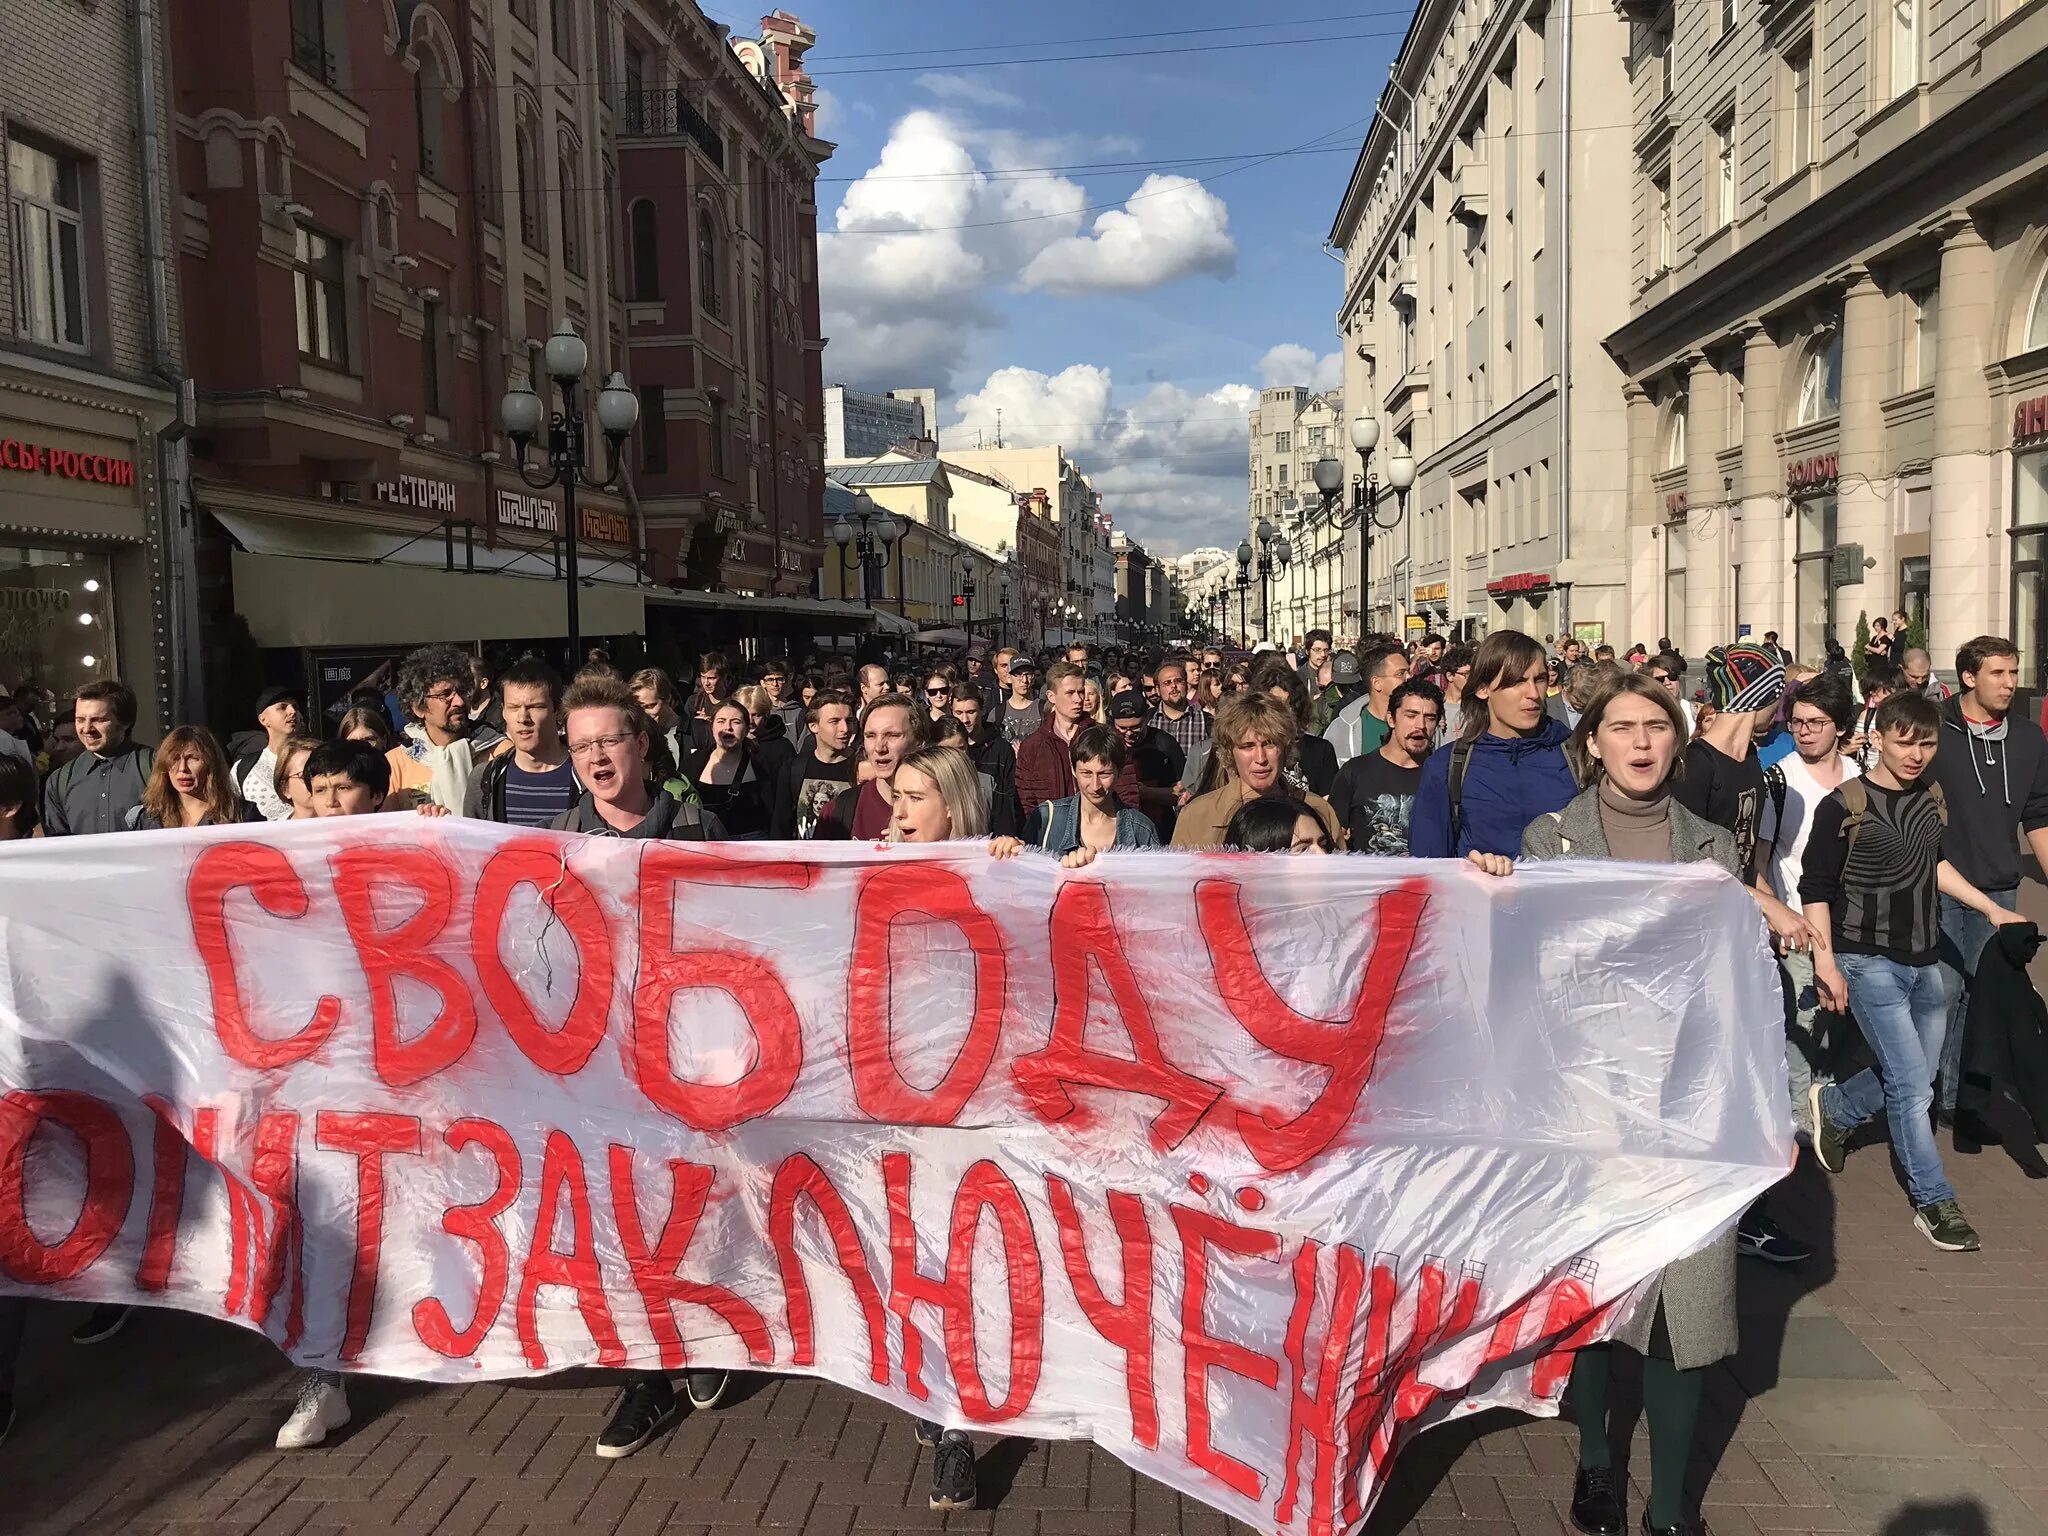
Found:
[1331,679,1442,855]
[1673,643,1818,1266]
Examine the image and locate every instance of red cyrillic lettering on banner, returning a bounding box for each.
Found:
[514,1130,625,1370]
[945,1161,1044,1423]
[137,1094,186,1292]
[413,1117,521,1358]
[848,866,1008,1126]
[1276,1240,1368,1536]
[607,1145,771,1371]
[190,1105,245,1308]
[0,1090,134,1284]
[1529,1276,1605,1401]
[1012,882,1224,1149]
[315,1111,423,1363]
[768,1152,890,1384]
[631,846,806,1130]
[1171,1202,1284,1501]
[196,1110,305,1348]
[883,1150,953,1401]
[1340,1257,1483,1524]
[1045,1176,1158,1449]
[333,846,478,1087]
[188,844,342,1069]
[472,841,613,1077]
[1198,879,1429,1171]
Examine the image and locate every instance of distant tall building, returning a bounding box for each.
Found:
[824,385,929,460]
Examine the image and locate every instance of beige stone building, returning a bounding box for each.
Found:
[1245,386,1350,641]
[1605,0,2048,672]
[1329,0,1635,648]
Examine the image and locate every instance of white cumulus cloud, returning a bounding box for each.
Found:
[939,365,1258,553]
[1257,343,1344,392]
[1021,175,1237,295]
[915,73,1024,110]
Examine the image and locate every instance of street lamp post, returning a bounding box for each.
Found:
[1312,414,1414,641]
[997,576,1012,649]
[958,561,977,636]
[1233,554,1253,647]
[1238,519,1291,643]
[499,319,639,665]
[829,491,901,609]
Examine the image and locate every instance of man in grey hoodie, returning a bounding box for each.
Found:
[1930,635,2048,1140]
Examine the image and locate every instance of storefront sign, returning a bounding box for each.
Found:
[375,475,459,515]
[579,507,631,546]
[1486,571,1552,597]
[1413,581,1449,604]
[726,537,750,564]
[495,488,563,536]
[2015,394,2048,447]
[0,587,74,615]
[1829,542,1866,588]
[1787,452,1839,495]
[1404,614,1426,632]
[1665,493,1689,519]
[0,437,136,487]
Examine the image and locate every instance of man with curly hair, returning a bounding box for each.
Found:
[384,643,508,811]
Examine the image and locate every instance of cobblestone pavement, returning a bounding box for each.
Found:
[8,1125,2048,1536]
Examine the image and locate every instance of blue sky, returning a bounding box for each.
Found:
[716,3,1405,555]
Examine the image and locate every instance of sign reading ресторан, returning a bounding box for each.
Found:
[0,436,136,487]
[495,488,563,536]
[375,475,459,515]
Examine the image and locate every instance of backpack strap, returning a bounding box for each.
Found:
[1447,739,1475,853]
[1763,764,1788,838]
[1838,776,1870,862]
[1927,779,1947,826]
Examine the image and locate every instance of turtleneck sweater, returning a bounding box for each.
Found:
[1598,778,1673,863]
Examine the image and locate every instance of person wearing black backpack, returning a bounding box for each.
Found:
[1804,689,2024,1252]
[40,679,152,838]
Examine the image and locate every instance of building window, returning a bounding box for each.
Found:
[622,40,646,121]
[290,0,342,87]
[420,297,442,415]
[550,0,575,66]
[1653,14,1675,97]
[1664,518,1688,636]
[509,0,534,30]
[558,149,580,274]
[1721,0,1739,36]
[1275,432,1291,453]
[1278,463,1290,486]
[515,120,543,252]
[697,204,723,318]
[472,81,499,222]
[1665,398,1688,468]
[1794,493,1837,665]
[1784,40,1816,174]
[8,137,87,351]
[1795,330,1842,424]
[1890,0,1921,96]
[2026,266,2048,352]
[1308,425,1326,447]
[710,397,728,477]
[415,63,447,182]
[1652,171,1672,271]
[1710,115,1735,231]
[1906,285,1938,389]
[292,225,347,366]
[629,199,659,300]
[640,385,667,474]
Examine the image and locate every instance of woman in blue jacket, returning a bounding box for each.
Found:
[1408,630,1579,861]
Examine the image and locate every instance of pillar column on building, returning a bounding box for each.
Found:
[1738,323,1786,639]
[1835,269,1892,651]
[1624,382,1661,645]
[1930,217,1999,665]
[1684,352,1726,650]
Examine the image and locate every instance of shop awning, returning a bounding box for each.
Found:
[645,588,919,637]
[213,509,644,649]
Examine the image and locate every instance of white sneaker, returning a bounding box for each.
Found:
[275,1373,350,1449]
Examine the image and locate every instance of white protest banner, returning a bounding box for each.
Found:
[0,820,1788,1534]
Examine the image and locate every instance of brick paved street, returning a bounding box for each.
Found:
[7,1130,2048,1536]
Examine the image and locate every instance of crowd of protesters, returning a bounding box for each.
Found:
[3,610,2045,1536]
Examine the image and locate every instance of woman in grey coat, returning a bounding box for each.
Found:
[1505,670,1740,1536]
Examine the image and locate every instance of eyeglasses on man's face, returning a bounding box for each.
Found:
[568,733,635,759]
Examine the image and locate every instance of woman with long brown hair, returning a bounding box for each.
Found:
[134,727,245,829]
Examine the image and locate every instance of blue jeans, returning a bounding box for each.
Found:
[1821,954,1955,1207]
[1936,887,2014,1116]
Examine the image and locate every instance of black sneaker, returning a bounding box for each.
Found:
[1808,1085,1849,1175]
[595,1376,677,1459]
[1639,1512,1703,1536]
[929,1431,977,1510]
[71,1304,131,1345]
[1913,1200,1981,1253]
[1570,1465,1624,1535]
[913,1417,944,1447]
[684,1369,729,1411]
[0,1389,14,1450]
[1735,1207,1812,1264]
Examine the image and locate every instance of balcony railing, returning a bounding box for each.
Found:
[619,87,725,171]
[291,25,338,87]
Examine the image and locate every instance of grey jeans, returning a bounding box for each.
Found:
[1780,948,1830,1136]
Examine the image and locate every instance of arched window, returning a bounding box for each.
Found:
[557,147,580,274]
[697,201,723,319]
[1664,397,1688,469]
[1795,329,1842,426]
[414,59,446,180]
[514,115,543,251]
[471,60,499,221]
[2028,265,2048,353]
[629,199,659,300]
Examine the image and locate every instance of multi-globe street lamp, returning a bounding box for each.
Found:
[1236,517,1292,643]
[1311,414,1415,637]
[829,491,901,609]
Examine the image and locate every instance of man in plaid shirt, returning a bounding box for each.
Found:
[1149,657,1211,754]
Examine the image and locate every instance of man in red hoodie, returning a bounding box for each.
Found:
[1016,661,1092,817]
